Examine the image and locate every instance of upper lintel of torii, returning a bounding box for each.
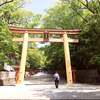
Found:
[9,26,81,34]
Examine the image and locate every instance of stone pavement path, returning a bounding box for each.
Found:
[0,72,100,100]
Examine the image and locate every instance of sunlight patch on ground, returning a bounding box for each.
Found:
[0,86,50,100]
[33,72,48,76]
[23,81,33,84]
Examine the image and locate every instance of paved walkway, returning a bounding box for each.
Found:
[0,72,100,99]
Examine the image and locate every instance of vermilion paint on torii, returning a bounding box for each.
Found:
[9,26,80,34]
[9,26,80,85]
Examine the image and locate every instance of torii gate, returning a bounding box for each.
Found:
[9,26,80,85]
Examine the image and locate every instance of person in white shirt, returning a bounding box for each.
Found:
[53,72,60,88]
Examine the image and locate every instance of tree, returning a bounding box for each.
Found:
[0,0,30,69]
[61,0,100,69]
[9,9,41,27]
[0,0,42,70]
[42,1,82,29]
[42,43,65,70]
[27,47,47,70]
[0,19,19,69]
[41,1,82,71]
[0,0,14,7]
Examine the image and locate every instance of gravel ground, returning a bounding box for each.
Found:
[0,72,100,100]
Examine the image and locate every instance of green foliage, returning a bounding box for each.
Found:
[0,19,17,67]
[41,1,82,70]
[27,47,47,69]
[68,0,100,69]
[75,14,100,68]
[42,2,82,29]
[41,43,65,70]
[0,0,40,67]
[0,0,41,28]
[41,0,100,70]
[0,0,42,70]
[1,0,100,71]
[11,9,41,28]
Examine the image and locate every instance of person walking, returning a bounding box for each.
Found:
[53,72,60,88]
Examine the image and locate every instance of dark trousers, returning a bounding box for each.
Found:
[55,80,59,88]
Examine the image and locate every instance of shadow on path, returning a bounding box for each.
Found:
[0,72,100,99]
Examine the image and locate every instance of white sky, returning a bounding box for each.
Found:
[24,0,57,14]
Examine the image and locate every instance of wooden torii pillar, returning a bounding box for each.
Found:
[9,26,80,85]
[16,32,28,84]
[63,33,73,84]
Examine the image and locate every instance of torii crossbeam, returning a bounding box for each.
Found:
[9,26,80,85]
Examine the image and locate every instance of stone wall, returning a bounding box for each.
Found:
[75,69,98,84]
[0,71,16,85]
